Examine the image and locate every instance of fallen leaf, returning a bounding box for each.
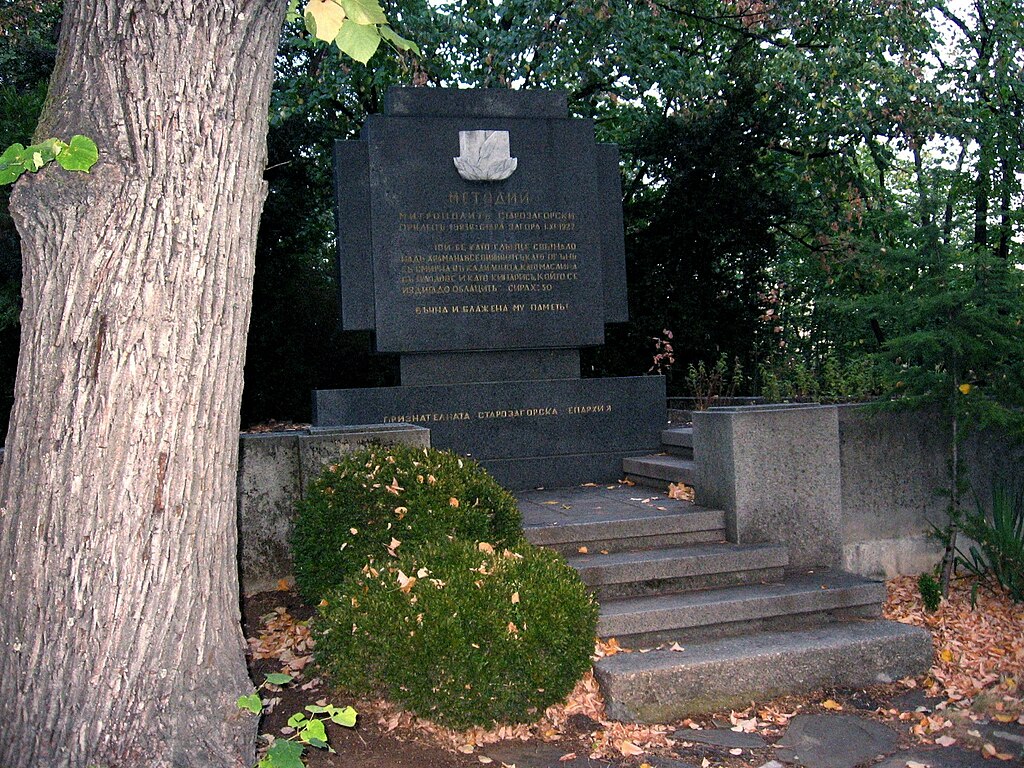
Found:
[822,699,843,711]
[905,761,929,768]
[275,578,290,592]
[617,739,644,757]
[395,570,416,593]
[477,757,492,764]
[478,542,495,554]
[729,748,743,755]
[669,642,685,652]
[935,735,956,747]
[449,497,460,508]
[578,546,589,554]
[511,592,520,604]
[559,753,577,762]
[667,482,695,501]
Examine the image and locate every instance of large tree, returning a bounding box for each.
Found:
[0,1,292,765]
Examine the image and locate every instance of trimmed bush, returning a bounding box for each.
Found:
[292,444,523,603]
[314,539,598,729]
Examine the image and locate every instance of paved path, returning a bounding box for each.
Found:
[483,708,1023,767]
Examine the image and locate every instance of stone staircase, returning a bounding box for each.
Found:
[622,424,696,488]
[518,484,932,723]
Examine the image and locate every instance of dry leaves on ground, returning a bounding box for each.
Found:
[667,482,695,502]
[248,606,315,681]
[885,576,1023,715]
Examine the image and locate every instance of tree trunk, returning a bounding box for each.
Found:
[0,2,286,766]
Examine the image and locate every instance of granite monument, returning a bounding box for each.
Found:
[313,87,664,488]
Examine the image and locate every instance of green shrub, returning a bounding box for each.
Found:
[957,484,1024,602]
[292,444,523,603]
[917,572,942,612]
[314,539,598,729]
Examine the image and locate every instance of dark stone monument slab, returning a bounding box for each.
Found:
[315,87,664,488]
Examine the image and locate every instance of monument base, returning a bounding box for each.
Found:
[313,375,665,489]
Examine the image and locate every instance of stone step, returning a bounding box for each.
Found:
[622,454,695,488]
[525,506,726,556]
[565,542,788,600]
[660,426,694,459]
[598,570,884,646]
[594,620,934,722]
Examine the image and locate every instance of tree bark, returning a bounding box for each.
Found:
[0,2,286,766]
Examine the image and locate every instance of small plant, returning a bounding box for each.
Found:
[237,673,357,768]
[315,539,598,729]
[292,444,523,603]
[917,572,942,612]
[956,484,1024,602]
[648,329,675,375]
[757,354,879,404]
[686,353,744,410]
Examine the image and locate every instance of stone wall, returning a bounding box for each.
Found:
[694,403,1024,578]
[237,424,429,594]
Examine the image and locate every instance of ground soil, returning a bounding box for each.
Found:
[244,589,484,768]
[243,584,1022,768]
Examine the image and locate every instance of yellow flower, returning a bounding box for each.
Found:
[959,383,972,395]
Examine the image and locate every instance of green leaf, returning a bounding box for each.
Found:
[334,20,381,64]
[236,693,263,715]
[55,135,98,172]
[0,143,27,185]
[285,0,302,22]
[264,672,294,686]
[379,25,420,55]
[0,143,26,164]
[304,704,328,713]
[298,717,328,744]
[339,0,387,25]
[263,739,306,768]
[287,712,307,728]
[306,737,329,750]
[305,0,347,44]
[330,705,358,727]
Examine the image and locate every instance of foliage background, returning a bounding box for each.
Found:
[2,0,1022,433]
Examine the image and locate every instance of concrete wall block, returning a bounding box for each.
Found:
[692,410,737,532]
[237,433,302,595]
[695,402,1022,578]
[298,424,431,492]
[238,425,429,595]
[696,405,844,569]
[842,535,944,580]
[837,405,950,544]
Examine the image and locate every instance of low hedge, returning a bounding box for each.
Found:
[292,444,522,603]
[314,539,598,729]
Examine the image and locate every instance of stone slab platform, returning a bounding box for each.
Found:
[593,620,933,722]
